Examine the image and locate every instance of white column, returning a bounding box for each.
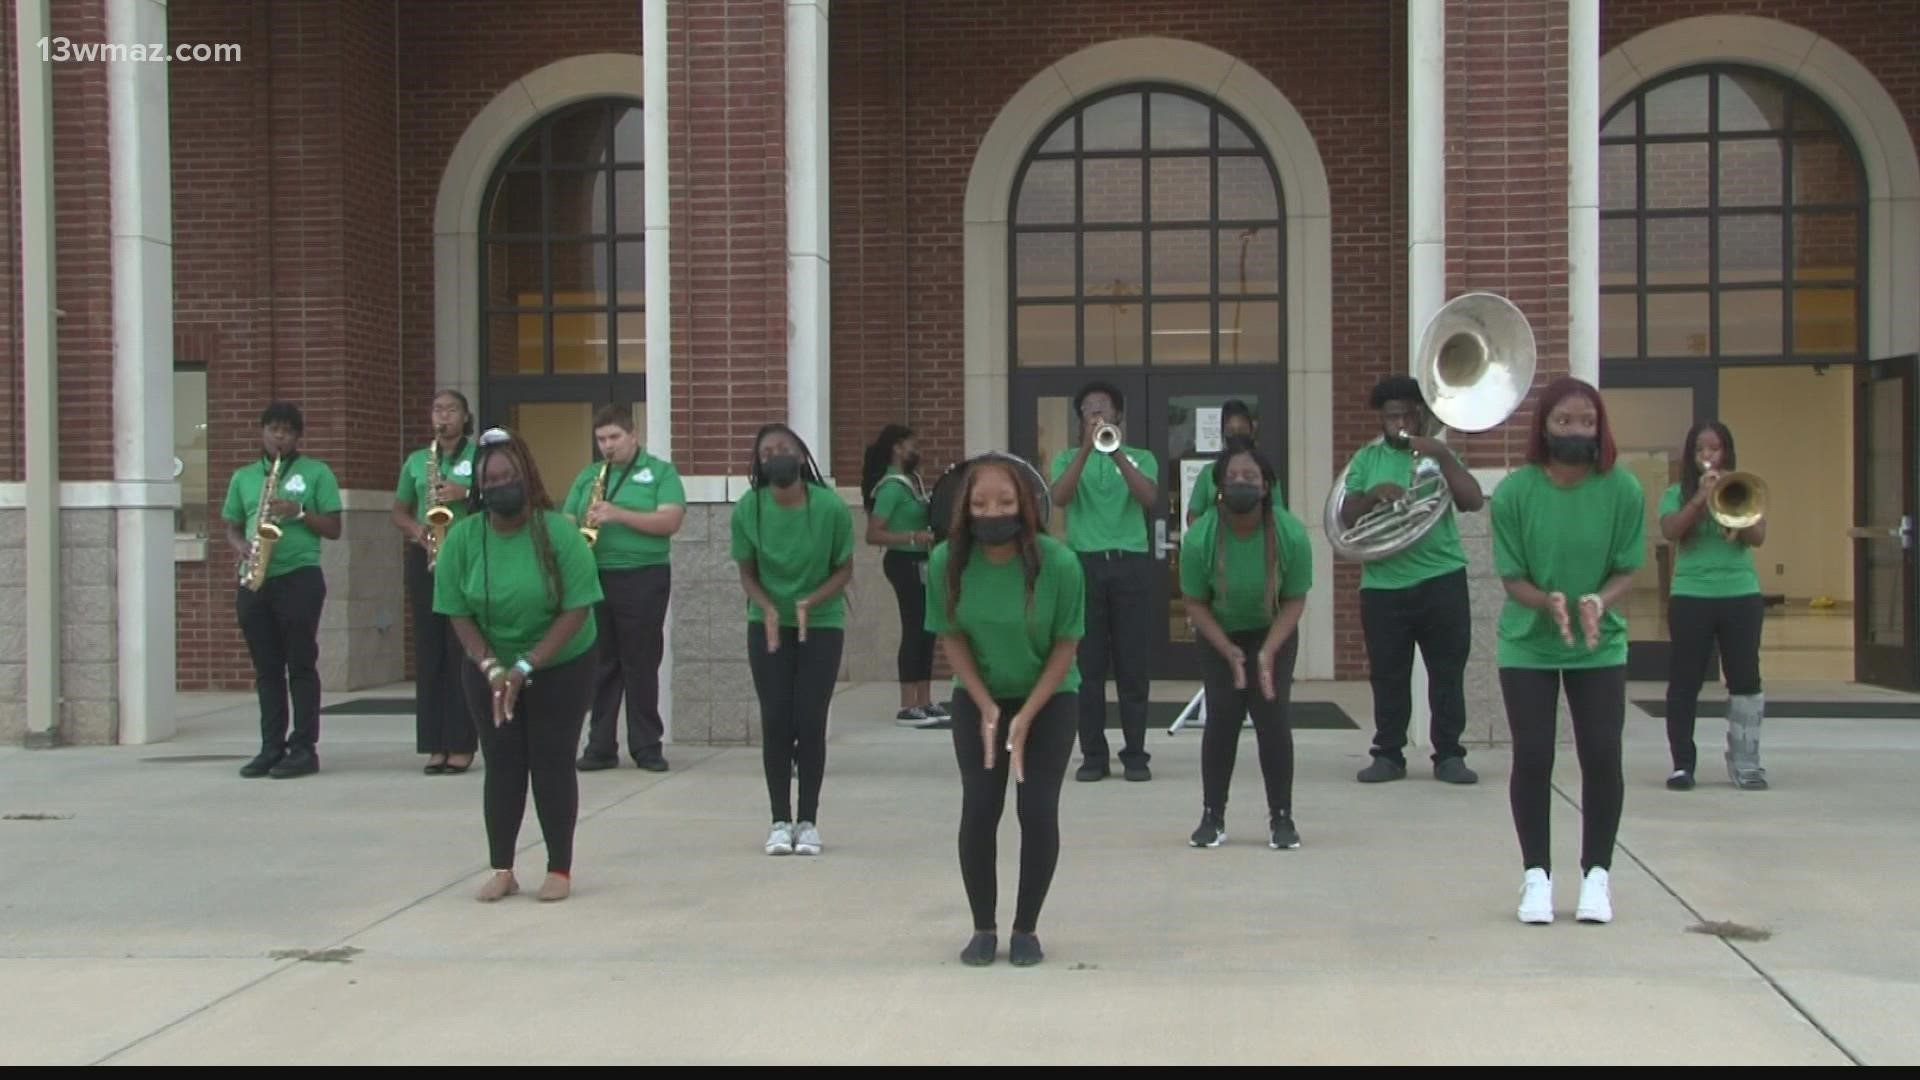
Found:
[17,0,60,746]
[786,0,831,478]
[1405,0,1448,757]
[1568,0,1601,386]
[642,0,675,743]
[109,0,180,744]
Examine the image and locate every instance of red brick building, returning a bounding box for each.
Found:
[4,1,1917,745]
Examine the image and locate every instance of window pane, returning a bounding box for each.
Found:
[1719,71,1788,132]
[1219,114,1254,150]
[1646,292,1711,356]
[1218,226,1280,295]
[1016,305,1075,366]
[553,311,609,374]
[1600,218,1637,285]
[1601,144,1637,211]
[1793,211,1859,282]
[1794,137,1859,204]
[173,370,208,538]
[615,241,645,304]
[549,170,608,235]
[1218,158,1278,220]
[1794,288,1858,354]
[1038,117,1073,154]
[1791,94,1836,133]
[1718,139,1783,206]
[1083,159,1143,223]
[1015,160,1074,224]
[613,310,645,373]
[1083,231,1143,299]
[549,106,611,165]
[1150,157,1211,223]
[486,170,542,235]
[1152,229,1210,295]
[549,242,610,305]
[489,313,542,374]
[1082,93,1142,151]
[1601,105,1636,138]
[1646,216,1708,286]
[487,242,544,308]
[614,168,644,232]
[1644,74,1708,135]
[1647,143,1708,208]
[1016,232,1076,298]
[1220,300,1280,364]
[612,105,645,163]
[1600,292,1639,357]
[1150,93,1210,149]
[1150,302,1212,365]
[1717,214,1781,283]
[1720,289,1783,355]
[1084,303,1144,366]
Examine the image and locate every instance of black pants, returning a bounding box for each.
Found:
[1499,666,1626,876]
[236,565,327,755]
[462,651,596,873]
[748,626,844,824]
[951,689,1077,934]
[584,565,673,761]
[407,546,474,756]
[883,550,935,683]
[1198,629,1299,816]
[1077,552,1155,765]
[1664,593,1765,773]
[1360,568,1471,765]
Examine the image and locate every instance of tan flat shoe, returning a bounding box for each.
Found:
[476,872,519,902]
[537,873,571,902]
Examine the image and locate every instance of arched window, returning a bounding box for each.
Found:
[1600,65,1866,362]
[1008,85,1285,368]
[478,97,646,477]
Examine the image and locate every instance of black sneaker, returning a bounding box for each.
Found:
[1189,809,1226,849]
[960,932,997,967]
[576,754,619,772]
[1434,757,1479,785]
[633,751,669,773]
[1123,760,1152,782]
[1356,758,1407,784]
[269,748,318,779]
[1269,810,1302,850]
[1009,931,1044,967]
[239,750,283,779]
[1666,769,1695,791]
[1075,760,1109,782]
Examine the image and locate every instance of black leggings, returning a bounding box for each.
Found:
[1198,629,1298,816]
[951,689,1077,934]
[1499,666,1626,877]
[462,651,596,874]
[883,550,935,683]
[748,626,844,824]
[1665,593,1765,773]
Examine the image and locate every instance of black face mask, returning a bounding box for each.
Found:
[1547,434,1600,465]
[969,515,1023,546]
[1223,483,1265,515]
[901,452,921,474]
[485,482,527,517]
[765,455,802,488]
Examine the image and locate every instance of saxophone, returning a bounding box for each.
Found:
[579,460,610,548]
[423,441,455,572]
[238,454,285,591]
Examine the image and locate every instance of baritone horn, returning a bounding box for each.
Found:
[1093,423,1122,454]
[1324,292,1536,562]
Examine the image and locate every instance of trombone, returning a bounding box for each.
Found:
[1705,463,1767,532]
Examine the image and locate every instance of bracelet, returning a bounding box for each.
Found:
[1580,593,1605,612]
[513,656,536,682]
[477,656,505,682]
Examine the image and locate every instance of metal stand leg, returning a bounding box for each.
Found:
[1169,687,1207,735]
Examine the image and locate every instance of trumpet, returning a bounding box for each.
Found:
[580,460,610,547]
[1093,423,1122,454]
[1707,469,1767,531]
[423,441,454,572]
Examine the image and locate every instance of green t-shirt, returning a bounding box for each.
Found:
[1491,464,1646,669]
[1659,483,1761,599]
[561,452,687,570]
[393,439,479,524]
[729,484,857,629]
[1179,505,1315,633]
[221,455,343,580]
[924,534,1085,699]
[871,470,932,554]
[1341,441,1470,590]
[431,510,603,669]
[1049,446,1160,554]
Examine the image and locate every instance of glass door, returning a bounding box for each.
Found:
[482,378,648,503]
[1853,355,1918,689]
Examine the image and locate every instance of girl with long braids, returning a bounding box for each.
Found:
[926,454,1084,968]
[434,427,604,903]
[731,424,855,857]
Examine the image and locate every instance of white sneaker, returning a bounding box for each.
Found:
[1517,868,1554,924]
[794,821,822,856]
[765,821,795,856]
[1577,867,1613,924]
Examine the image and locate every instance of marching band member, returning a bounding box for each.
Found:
[391,389,478,775]
[862,424,944,728]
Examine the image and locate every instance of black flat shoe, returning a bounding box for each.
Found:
[424,760,447,775]
[442,759,472,775]
[960,932,997,967]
